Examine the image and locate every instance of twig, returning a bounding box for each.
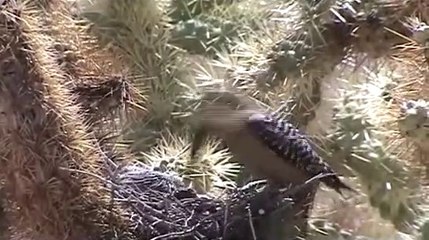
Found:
[247,205,257,240]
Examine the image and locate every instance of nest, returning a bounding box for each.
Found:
[109,160,318,240]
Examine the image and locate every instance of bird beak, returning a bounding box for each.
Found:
[190,127,208,159]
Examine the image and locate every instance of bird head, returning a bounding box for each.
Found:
[190,90,263,158]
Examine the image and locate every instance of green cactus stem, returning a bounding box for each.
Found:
[326,96,424,234]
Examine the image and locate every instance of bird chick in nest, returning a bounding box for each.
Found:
[190,90,356,196]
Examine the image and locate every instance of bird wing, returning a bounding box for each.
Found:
[245,112,328,174]
[245,112,357,194]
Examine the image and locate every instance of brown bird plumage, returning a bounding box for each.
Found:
[190,90,356,195]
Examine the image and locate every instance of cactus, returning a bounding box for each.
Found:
[169,0,270,56]
[80,0,201,151]
[170,18,237,55]
[16,0,426,239]
[161,1,429,238]
[0,2,134,239]
[168,0,233,22]
[398,100,429,152]
[169,0,212,22]
[325,95,425,234]
[140,130,241,194]
[43,0,145,131]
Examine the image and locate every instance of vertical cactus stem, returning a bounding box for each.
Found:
[0,3,132,239]
[80,0,197,152]
[260,3,356,129]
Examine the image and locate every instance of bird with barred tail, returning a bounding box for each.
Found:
[190,90,356,195]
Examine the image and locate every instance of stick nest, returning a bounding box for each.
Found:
[111,160,305,240]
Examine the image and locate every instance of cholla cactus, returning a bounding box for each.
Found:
[168,0,232,22]
[170,0,274,56]
[71,0,429,239]
[326,96,424,234]
[170,18,237,55]
[141,130,240,193]
[80,0,201,150]
[0,2,134,239]
[398,100,429,151]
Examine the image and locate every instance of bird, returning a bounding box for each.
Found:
[190,90,356,196]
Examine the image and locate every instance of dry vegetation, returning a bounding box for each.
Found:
[0,0,429,239]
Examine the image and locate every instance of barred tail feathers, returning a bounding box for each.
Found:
[322,174,358,195]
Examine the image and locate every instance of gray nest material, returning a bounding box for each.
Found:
[109,160,320,240]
